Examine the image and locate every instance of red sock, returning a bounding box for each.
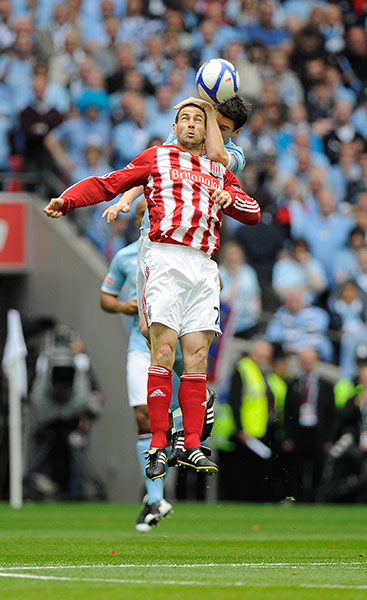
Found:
[179,373,207,449]
[147,365,172,448]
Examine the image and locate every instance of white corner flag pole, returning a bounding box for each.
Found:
[2,309,28,509]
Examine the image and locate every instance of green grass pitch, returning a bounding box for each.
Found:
[1,502,367,599]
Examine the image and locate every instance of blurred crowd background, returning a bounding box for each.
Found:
[1,0,367,502]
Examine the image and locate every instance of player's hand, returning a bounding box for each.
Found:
[173,96,215,112]
[122,299,138,315]
[102,200,131,223]
[208,186,232,209]
[44,197,65,218]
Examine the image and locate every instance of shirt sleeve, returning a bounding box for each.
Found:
[60,147,155,214]
[224,143,246,176]
[221,170,261,225]
[100,252,127,295]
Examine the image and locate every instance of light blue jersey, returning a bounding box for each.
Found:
[101,241,148,354]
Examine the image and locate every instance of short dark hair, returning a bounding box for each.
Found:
[175,103,207,125]
[216,96,249,130]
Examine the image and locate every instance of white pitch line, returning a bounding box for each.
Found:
[0,561,366,571]
[1,572,367,590]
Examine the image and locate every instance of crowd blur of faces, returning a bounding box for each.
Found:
[1,0,367,376]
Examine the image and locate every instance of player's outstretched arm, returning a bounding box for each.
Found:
[44,197,65,218]
[102,186,143,223]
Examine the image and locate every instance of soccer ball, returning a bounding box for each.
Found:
[195,58,240,104]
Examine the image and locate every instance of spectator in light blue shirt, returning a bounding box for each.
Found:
[332,227,366,286]
[291,188,355,286]
[219,241,262,339]
[266,290,333,362]
[112,91,150,168]
[272,238,327,306]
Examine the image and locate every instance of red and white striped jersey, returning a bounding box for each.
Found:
[61,144,261,256]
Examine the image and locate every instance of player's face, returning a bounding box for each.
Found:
[215,111,241,141]
[173,106,206,150]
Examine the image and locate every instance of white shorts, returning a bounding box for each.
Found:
[127,349,149,407]
[142,240,222,337]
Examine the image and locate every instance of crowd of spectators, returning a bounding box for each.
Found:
[1,0,367,382]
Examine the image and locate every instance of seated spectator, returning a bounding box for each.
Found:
[219,241,262,340]
[328,281,367,378]
[266,289,333,361]
[48,28,86,89]
[68,139,114,236]
[352,90,367,139]
[272,238,327,305]
[237,108,274,164]
[235,209,285,287]
[277,130,330,176]
[356,247,367,296]
[0,99,12,176]
[44,93,112,175]
[323,99,357,165]
[291,188,355,286]
[222,39,263,105]
[332,226,366,285]
[268,48,304,107]
[247,1,292,50]
[321,2,345,54]
[330,141,361,205]
[138,34,172,88]
[328,278,367,325]
[112,91,150,168]
[145,84,176,139]
[116,0,162,59]
[17,72,63,191]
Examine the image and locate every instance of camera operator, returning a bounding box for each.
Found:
[26,326,103,500]
[321,344,367,502]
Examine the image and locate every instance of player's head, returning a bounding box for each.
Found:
[174,103,207,125]
[215,96,249,141]
[173,104,207,152]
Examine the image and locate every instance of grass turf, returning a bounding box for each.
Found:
[1,502,367,599]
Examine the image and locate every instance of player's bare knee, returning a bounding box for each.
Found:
[154,343,175,369]
[184,347,208,372]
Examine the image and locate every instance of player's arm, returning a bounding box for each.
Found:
[210,171,261,225]
[100,292,138,315]
[100,252,138,315]
[102,186,144,224]
[44,148,154,217]
[174,96,228,167]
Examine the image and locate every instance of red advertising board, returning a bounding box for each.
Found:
[0,200,29,271]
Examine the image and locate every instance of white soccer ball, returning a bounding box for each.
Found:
[195,58,240,104]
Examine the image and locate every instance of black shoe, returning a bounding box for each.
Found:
[201,387,216,441]
[135,496,158,533]
[177,447,218,474]
[167,429,185,467]
[136,496,173,532]
[145,448,168,480]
